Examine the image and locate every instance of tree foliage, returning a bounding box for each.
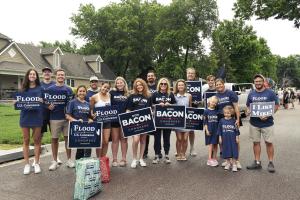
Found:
[234,0,300,28]
[211,19,276,82]
[276,55,300,87]
[39,40,78,53]
[70,0,218,81]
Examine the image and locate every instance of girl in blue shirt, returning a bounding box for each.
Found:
[18,69,44,175]
[203,96,219,167]
[66,85,93,160]
[218,106,240,172]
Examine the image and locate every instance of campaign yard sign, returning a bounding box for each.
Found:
[203,91,217,108]
[14,91,42,110]
[154,105,186,129]
[94,106,119,123]
[186,81,202,103]
[68,121,102,148]
[185,107,204,130]
[44,90,72,106]
[119,107,155,138]
[250,102,275,117]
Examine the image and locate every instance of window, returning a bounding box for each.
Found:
[97,61,101,73]
[54,53,60,68]
[8,48,16,58]
[65,79,75,87]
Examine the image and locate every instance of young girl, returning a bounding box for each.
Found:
[126,78,151,168]
[65,85,93,160]
[218,105,240,172]
[110,77,129,167]
[174,79,192,161]
[203,96,219,167]
[18,69,43,175]
[90,82,111,158]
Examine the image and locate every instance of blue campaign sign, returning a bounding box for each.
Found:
[119,107,155,138]
[250,102,275,117]
[68,121,102,148]
[94,106,119,123]
[14,91,42,110]
[203,92,217,108]
[185,107,204,130]
[154,105,186,129]
[186,81,202,103]
[44,90,71,106]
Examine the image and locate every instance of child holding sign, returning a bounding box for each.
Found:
[218,106,240,172]
[203,96,219,167]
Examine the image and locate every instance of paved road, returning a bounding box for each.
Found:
[1,104,300,200]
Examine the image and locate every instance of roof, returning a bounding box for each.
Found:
[84,55,103,62]
[40,47,63,55]
[6,43,116,80]
[0,61,34,73]
[0,33,12,41]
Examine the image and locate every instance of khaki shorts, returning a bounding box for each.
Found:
[50,120,69,139]
[249,124,274,143]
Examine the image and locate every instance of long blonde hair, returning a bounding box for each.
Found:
[173,79,186,95]
[114,76,129,96]
[132,78,150,98]
[157,77,171,95]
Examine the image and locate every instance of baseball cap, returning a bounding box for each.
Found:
[42,67,52,72]
[253,74,265,80]
[90,76,99,82]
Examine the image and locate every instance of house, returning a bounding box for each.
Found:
[0,32,116,99]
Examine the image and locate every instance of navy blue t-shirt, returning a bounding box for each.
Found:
[203,109,219,134]
[40,80,56,90]
[110,90,128,113]
[66,98,90,121]
[151,91,176,105]
[216,90,238,114]
[148,83,157,95]
[126,94,151,111]
[85,89,98,103]
[246,88,279,128]
[47,84,73,120]
[19,86,44,127]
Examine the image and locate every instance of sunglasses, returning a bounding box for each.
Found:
[160,83,167,86]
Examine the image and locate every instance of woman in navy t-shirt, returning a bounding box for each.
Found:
[126,78,151,168]
[66,85,93,160]
[110,76,129,167]
[151,78,176,164]
[18,69,44,175]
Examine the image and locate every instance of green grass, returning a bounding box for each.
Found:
[0,104,54,145]
[0,144,22,150]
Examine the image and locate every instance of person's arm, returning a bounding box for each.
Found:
[90,95,96,119]
[233,102,240,127]
[188,94,192,107]
[65,114,78,122]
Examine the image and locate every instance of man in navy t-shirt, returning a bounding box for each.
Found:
[47,69,74,171]
[144,70,157,159]
[86,76,99,102]
[246,74,279,173]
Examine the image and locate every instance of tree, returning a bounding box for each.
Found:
[211,19,276,82]
[276,55,300,87]
[39,40,78,53]
[234,0,300,28]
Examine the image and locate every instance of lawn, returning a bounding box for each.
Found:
[0,104,53,145]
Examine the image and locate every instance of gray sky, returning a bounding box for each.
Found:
[0,0,299,57]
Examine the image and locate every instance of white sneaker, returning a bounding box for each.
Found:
[57,157,63,165]
[66,159,75,168]
[131,159,137,168]
[236,161,242,169]
[23,164,31,175]
[139,159,147,167]
[34,164,41,174]
[165,156,171,164]
[112,161,118,167]
[190,148,197,156]
[221,160,227,167]
[211,159,219,167]
[31,160,40,167]
[232,164,238,172]
[152,155,159,164]
[224,162,231,170]
[49,161,58,171]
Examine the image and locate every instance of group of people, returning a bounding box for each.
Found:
[17,67,279,175]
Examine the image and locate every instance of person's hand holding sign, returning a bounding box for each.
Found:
[48,103,55,110]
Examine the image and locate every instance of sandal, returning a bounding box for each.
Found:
[119,160,127,167]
